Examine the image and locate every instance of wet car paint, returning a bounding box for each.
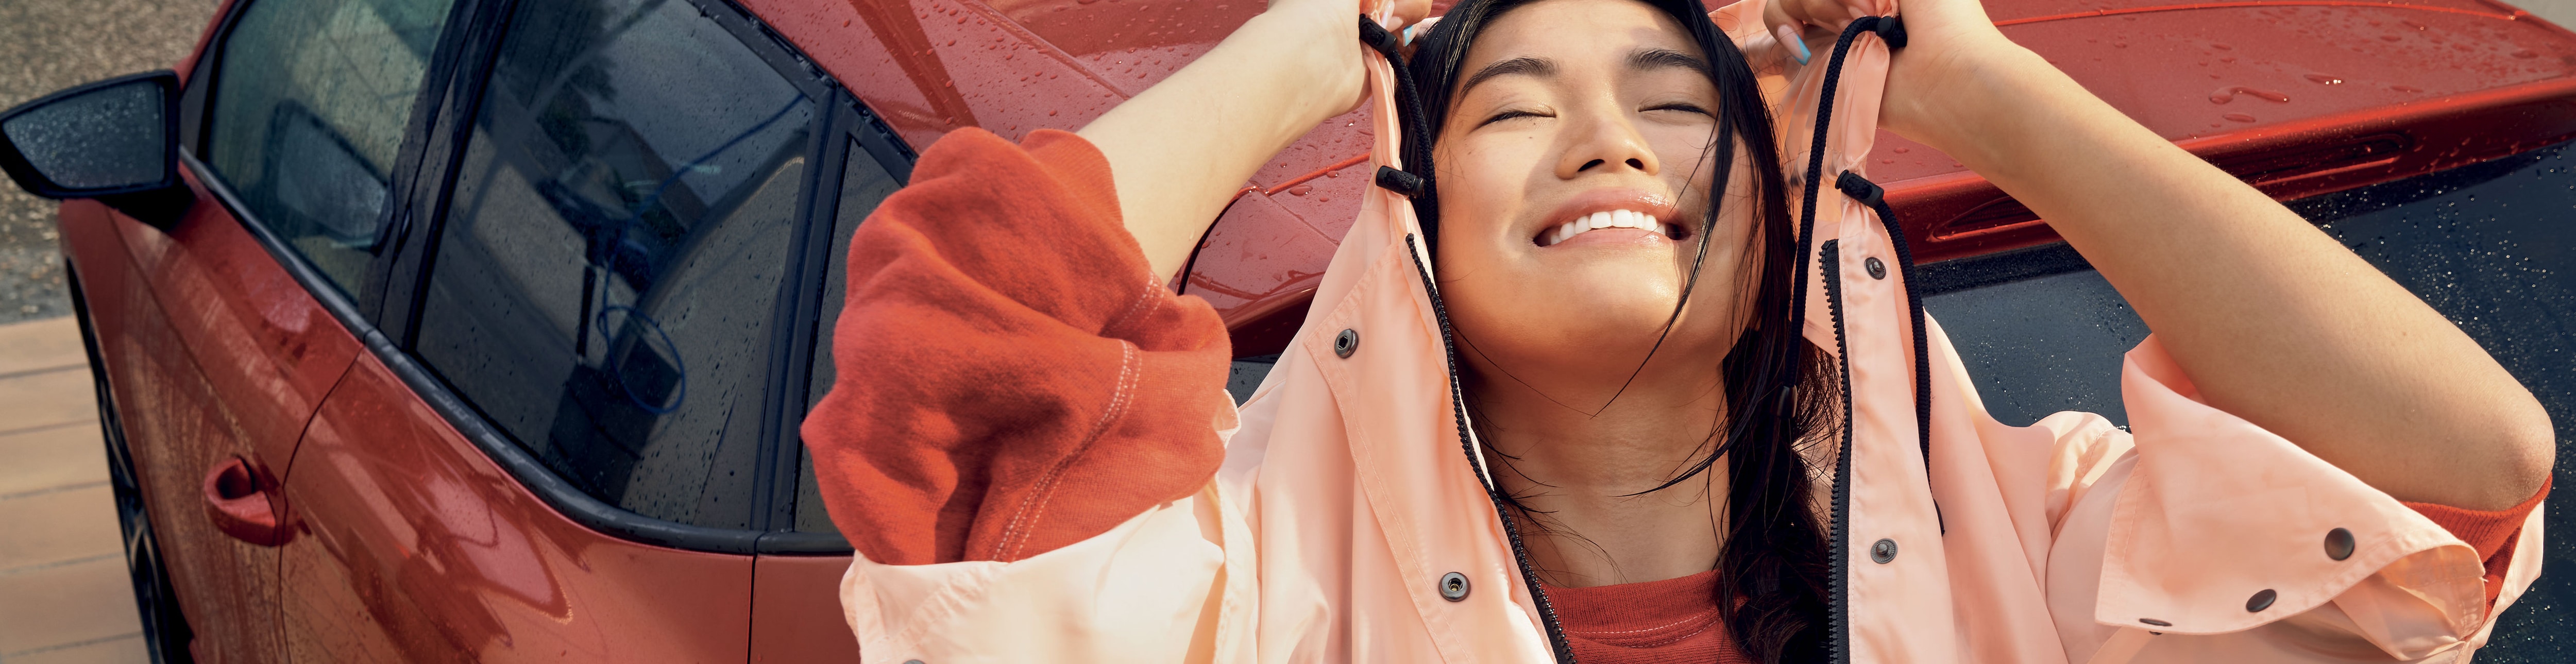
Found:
[756,0,2576,356]
[277,354,755,662]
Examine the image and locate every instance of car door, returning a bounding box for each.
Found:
[81,0,461,659]
[274,0,836,658]
[749,120,909,663]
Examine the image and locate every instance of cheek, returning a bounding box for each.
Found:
[1647,128,1724,194]
[1432,138,1546,252]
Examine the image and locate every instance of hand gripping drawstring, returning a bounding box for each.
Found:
[1358,17,1435,200]
[1789,14,1905,338]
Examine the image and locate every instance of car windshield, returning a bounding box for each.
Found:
[1922,140,2574,661]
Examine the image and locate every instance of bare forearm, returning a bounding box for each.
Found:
[1078,9,1361,282]
[1909,47,2553,509]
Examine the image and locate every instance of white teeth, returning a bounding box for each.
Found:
[1541,209,1669,246]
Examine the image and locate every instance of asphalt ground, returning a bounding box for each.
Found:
[0,0,218,327]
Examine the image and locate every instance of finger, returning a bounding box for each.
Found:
[1774,24,1812,65]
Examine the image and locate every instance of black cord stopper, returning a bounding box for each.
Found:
[1375,165,1428,198]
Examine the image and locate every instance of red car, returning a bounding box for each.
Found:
[0,0,2567,660]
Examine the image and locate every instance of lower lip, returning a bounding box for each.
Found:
[1543,228,1671,249]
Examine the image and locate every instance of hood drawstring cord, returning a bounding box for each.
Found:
[1363,15,1585,662]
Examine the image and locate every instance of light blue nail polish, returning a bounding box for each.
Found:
[1789,32,1812,64]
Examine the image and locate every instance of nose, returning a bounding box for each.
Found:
[1554,107,1660,180]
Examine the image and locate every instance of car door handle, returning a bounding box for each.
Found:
[202,457,284,546]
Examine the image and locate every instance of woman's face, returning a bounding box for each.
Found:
[1433,0,1758,397]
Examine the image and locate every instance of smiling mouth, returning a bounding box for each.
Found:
[1536,209,1685,247]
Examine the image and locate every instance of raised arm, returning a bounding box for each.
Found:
[1779,0,2554,509]
[1078,0,1428,282]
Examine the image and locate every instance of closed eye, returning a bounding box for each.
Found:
[1478,109,1551,128]
[1643,103,1713,115]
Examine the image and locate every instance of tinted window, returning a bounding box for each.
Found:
[414,0,816,529]
[793,137,901,535]
[206,0,456,293]
[1923,142,2574,661]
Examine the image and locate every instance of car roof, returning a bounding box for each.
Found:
[747,0,2576,353]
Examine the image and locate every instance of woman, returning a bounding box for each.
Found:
[801,0,2555,660]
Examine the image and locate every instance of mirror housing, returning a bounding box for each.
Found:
[0,71,192,226]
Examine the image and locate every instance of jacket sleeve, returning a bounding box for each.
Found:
[798,127,1233,566]
[2062,335,2544,660]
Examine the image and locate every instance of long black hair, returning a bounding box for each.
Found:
[1403,1,1838,661]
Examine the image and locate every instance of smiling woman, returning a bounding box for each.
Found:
[799,0,2556,661]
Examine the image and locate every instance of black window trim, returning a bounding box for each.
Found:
[763,97,913,554]
[178,0,911,554]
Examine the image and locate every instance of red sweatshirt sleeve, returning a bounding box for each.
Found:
[2402,476,2550,608]
[799,128,1232,566]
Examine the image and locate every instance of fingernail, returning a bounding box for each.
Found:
[1778,24,1811,64]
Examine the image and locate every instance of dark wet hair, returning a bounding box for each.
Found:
[1405,1,1835,661]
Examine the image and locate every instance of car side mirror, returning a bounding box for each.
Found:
[0,71,193,227]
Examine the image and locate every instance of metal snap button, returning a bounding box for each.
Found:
[2246,588,2277,612]
[1334,329,1360,358]
[1864,257,1888,280]
[1439,571,1469,601]
[1870,538,1897,564]
[2324,527,2355,561]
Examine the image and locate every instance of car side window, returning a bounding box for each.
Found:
[204,0,457,294]
[791,137,901,535]
[412,0,817,530]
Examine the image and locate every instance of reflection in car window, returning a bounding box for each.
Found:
[205,0,457,294]
[1922,142,2573,660]
[414,0,816,530]
[794,137,902,535]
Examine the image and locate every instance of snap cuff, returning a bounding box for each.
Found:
[2324,527,2355,560]
[1870,538,1897,564]
[2246,589,2277,612]
[1334,329,1360,358]
[1439,572,1470,601]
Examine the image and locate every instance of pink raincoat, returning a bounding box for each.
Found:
[819,2,2545,661]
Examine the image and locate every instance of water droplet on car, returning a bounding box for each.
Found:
[1289,185,1313,196]
[2209,87,2290,104]
[1893,147,1910,154]
[2304,74,2344,84]
[2212,43,2233,50]
[2224,112,2259,123]
[2514,49,2539,58]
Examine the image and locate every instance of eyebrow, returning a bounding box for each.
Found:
[1630,47,1711,77]
[1460,56,1555,96]
[1459,47,1711,98]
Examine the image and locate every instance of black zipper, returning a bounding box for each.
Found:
[1820,240,1858,664]
[1797,21,1910,663]
[1405,234,1581,662]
